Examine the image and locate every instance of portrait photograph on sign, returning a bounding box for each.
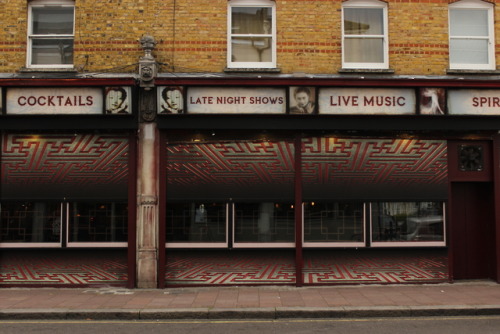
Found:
[419,88,446,115]
[105,86,132,114]
[158,86,184,114]
[289,87,316,114]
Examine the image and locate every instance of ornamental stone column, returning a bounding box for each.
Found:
[136,35,159,288]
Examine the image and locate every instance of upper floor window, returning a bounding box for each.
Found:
[228,0,276,69]
[27,0,75,68]
[342,0,388,69]
[449,0,495,70]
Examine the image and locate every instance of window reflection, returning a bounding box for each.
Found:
[0,202,61,243]
[371,202,444,242]
[69,202,128,242]
[234,202,294,243]
[304,202,364,243]
[166,202,227,243]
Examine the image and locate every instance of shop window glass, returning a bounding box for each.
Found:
[228,0,276,69]
[166,139,295,247]
[449,0,495,70]
[166,202,227,245]
[371,202,445,245]
[0,202,61,244]
[234,202,294,244]
[301,137,447,248]
[303,202,364,244]
[68,202,128,243]
[1,133,129,247]
[28,0,75,68]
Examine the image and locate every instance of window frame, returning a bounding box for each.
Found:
[341,0,389,70]
[27,0,75,69]
[448,0,495,70]
[227,0,277,69]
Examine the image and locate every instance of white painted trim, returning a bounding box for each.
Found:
[227,0,277,69]
[448,0,495,70]
[27,0,75,68]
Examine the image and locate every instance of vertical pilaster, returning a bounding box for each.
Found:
[136,35,159,288]
[136,122,159,288]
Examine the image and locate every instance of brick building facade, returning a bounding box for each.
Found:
[1,0,500,288]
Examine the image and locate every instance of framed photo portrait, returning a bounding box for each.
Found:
[105,86,132,114]
[289,86,316,114]
[158,86,184,114]
[419,88,446,115]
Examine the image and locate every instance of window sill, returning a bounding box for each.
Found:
[447,69,500,75]
[338,68,395,74]
[19,67,77,73]
[224,67,281,73]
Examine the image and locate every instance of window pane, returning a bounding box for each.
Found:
[32,7,74,35]
[371,202,444,242]
[31,39,74,65]
[231,7,272,35]
[450,38,488,64]
[344,37,384,63]
[450,9,488,37]
[68,202,128,242]
[344,8,383,35]
[231,37,272,63]
[304,202,364,243]
[234,202,294,243]
[0,202,61,243]
[166,202,227,243]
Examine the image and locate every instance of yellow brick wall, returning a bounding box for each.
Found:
[0,0,27,70]
[0,0,498,75]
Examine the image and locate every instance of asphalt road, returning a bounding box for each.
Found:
[2,316,500,334]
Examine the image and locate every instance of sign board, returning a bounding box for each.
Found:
[187,87,286,114]
[448,89,500,115]
[319,88,416,115]
[7,87,104,115]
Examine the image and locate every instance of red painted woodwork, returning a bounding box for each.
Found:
[450,182,495,280]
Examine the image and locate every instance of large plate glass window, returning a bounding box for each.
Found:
[166,137,295,248]
[449,0,495,70]
[0,133,129,248]
[0,202,62,247]
[371,202,446,247]
[342,0,388,69]
[303,202,365,247]
[27,0,75,68]
[228,0,276,69]
[301,137,448,248]
[166,202,228,248]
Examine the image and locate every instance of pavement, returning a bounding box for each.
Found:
[1,280,500,320]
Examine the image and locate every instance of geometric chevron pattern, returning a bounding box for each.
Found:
[166,138,447,200]
[303,249,448,285]
[166,250,296,286]
[165,249,448,286]
[166,138,447,188]
[1,133,129,198]
[302,138,448,187]
[167,141,295,187]
[0,249,127,286]
[0,248,447,286]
